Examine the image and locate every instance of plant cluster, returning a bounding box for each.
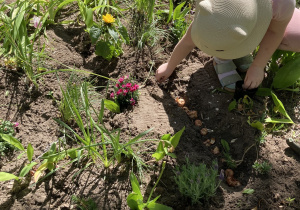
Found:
[109,76,139,109]
[174,159,222,204]
[0,119,18,155]
[252,161,272,175]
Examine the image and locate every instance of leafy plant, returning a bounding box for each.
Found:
[152,126,185,161]
[89,12,129,60]
[221,139,236,168]
[127,161,172,210]
[252,161,272,175]
[285,197,295,206]
[71,195,97,210]
[106,75,139,112]
[0,119,18,155]
[242,188,255,195]
[174,159,222,204]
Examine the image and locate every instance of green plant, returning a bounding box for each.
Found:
[88,12,129,60]
[168,1,191,44]
[106,75,139,112]
[220,139,237,168]
[0,119,19,155]
[285,197,295,206]
[127,161,172,210]
[242,188,255,195]
[174,159,221,204]
[71,195,97,210]
[252,161,272,174]
[55,80,155,172]
[152,126,185,161]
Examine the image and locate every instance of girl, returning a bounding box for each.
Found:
[155,0,299,92]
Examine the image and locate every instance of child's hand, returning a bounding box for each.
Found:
[243,64,265,89]
[155,63,174,83]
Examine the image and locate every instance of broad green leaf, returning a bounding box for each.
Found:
[0,134,24,151]
[173,2,185,20]
[108,28,119,43]
[95,40,114,60]
[68,149,78,159]
[221,139,230,152]
[249,121,264,131]
[129,172,142,197]
[272,56,300,89]
[161,134,171,141]
[0,172,19,181]
[271,92,293,122]
[104,99,120,113]
[34,162,48,183]
[243,188,255,194]
[127,193,143,210]
[19,162,37,177]
[152,141,165,161]
[170,126,185,148]
[27,143,34,162]
[168,153,176,159]
[147,202,172,210]
[118,25,130,45]
[89,26,102,44]
[256,88,272,96]
[85,7,93,29]
[228,100,237,111]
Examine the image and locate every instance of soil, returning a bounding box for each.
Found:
[1,5,300,210]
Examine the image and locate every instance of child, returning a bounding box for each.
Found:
[155,0,299,92]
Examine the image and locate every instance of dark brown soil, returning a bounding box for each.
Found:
[1,11,300,210]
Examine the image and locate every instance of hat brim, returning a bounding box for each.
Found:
[191,0,272,59]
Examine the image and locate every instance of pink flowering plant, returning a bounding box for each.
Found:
[109,76,139,110]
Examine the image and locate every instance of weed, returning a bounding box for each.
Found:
[252,161,272,175]
[220,139,237,169]
[174,159,222,204]
[71,195,97,210]
[0,119,18,155]
[285,197,295,206]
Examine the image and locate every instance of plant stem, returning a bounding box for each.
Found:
[147,161,166,203]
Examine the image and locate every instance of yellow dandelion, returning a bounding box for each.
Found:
[102,14,115,24]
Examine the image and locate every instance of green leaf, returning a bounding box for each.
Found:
[104,99,120,113]
[27,143,34,162]
[118,25,130,45]
[0,172,19,181]
[19,162,37,177]
[85,7,93,29]
[89,26,102,44]
[168,153,176,159]
[228,100,237,111]
[0,134,24,151]
[221,139,230,152]
[129,172,142,197]
[152,141,165,161]
[272,56,300,89]
[173,2,185,20]
[243,188,255,194]
[161,134,171,141]
[249,120,264,131]
[108,27,119,43]
[95,40,114,60]
[147,201,172,210]
[265,117,294,124]
[271,92,293,123]
[170,126,185,148]
[167,0,173,23]
[67,149,78,159]
[127,193,143,210]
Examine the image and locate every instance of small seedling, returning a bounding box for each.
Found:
[252,161,272,174]
[127,161,172,210]
[174,158,222,204]
[221,139,236,168]
[242,188,255,195]
[72,195,97,210]
[285,197,295,206]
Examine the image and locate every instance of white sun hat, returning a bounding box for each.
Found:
[191,0,272,59]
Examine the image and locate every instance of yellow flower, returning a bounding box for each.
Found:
[102,14,115,24]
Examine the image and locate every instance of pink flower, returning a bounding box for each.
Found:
[134,84,139,90]
[130,98,136,106]
[116,89,123,95]
[122,84,125,88]
[130,87,135,92]
[110,92,115,98]
[13,122,19,127]
[123,89,128,96]
[33,16,42,29]
[118,77,124,83]
[116,83,119,88]
[126,83,132,88]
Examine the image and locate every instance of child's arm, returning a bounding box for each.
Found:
[243,18,292,89]
[155,23,196,83]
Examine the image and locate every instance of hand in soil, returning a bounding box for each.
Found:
[155,63,174,83]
